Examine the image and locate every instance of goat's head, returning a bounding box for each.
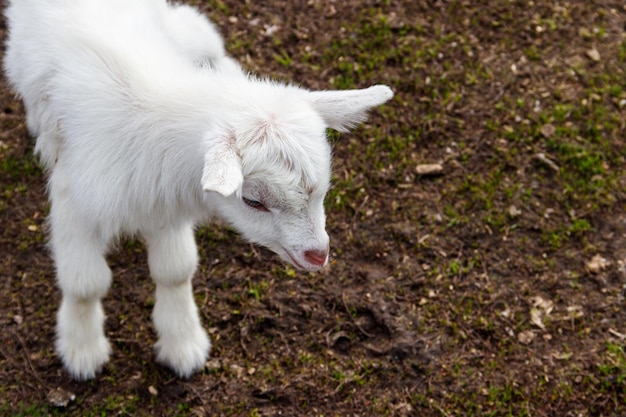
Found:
[202,84,393,271]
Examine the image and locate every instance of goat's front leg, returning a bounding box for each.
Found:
[145,224,210,378]
[51,200,112,380]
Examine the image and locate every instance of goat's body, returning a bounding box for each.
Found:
[7,0,235,231]
[4,0,393,379]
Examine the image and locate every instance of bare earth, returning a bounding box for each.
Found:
[1,1,625,416]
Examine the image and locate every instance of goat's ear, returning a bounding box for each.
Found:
[308,85,393,132]
[201,135,243,197]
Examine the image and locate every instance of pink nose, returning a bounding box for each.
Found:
[304,248,329,267]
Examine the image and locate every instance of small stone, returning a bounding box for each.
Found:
[148,386,158,396]
[415,163,444,176]
[586,48,600,62]
[540,123,556,138]
[518,330,536,345]
[47,388,76,408]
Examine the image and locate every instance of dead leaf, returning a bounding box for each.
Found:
[565,54,585,68]
[586,254,609,274]
[565,305,584,320]
[579,27,592,39]
[205,358,222,371]
[530,296,553,330]
[533,153,559,172]
[531,308,546,330]
[327,330,351,349]
[508,205,522,218]
[553,351,573,360]
[532,295,554,312]
[608,328,626,340]
[498,306,511,318]
[229,364,246,379]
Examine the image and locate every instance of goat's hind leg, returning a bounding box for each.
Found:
[51,200,112,380]
[145,224,210,378]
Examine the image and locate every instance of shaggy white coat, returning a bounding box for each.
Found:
[4,0,393,380]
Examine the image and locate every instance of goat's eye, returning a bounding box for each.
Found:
[243,197,268,212]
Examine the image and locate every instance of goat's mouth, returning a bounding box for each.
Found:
[285,251,306,270]
[279,247,325,272]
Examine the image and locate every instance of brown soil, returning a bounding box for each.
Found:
[1,1,625,416]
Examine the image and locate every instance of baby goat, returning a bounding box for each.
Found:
[4,0,393,380]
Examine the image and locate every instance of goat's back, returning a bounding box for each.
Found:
[3,0,223,233]
[4,0,209,143]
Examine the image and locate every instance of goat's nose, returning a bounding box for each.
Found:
[304,248,329,267]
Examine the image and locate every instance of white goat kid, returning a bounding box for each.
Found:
[3,0,393,380]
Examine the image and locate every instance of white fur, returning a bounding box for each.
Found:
[3,0,393,380]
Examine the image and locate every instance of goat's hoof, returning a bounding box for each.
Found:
[57,336,111,380]
[154,330,211,378]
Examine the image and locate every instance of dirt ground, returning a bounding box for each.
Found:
[1,0,626,416]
